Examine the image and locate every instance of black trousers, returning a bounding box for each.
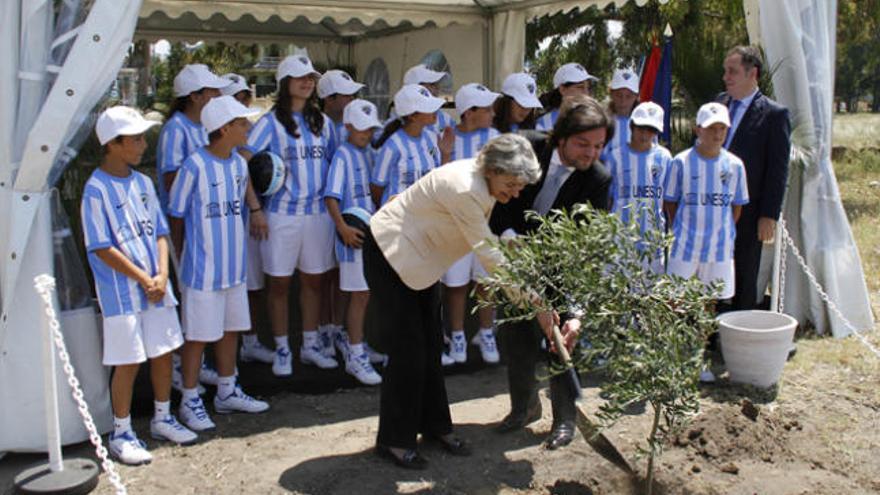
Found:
[732,213,762,311]
[502,318,577,427]
[363,232,452,450]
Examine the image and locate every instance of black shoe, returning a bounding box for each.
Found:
[375,444,428,470]
[426,435,472,456]
[494,402,542,434]
[544,421,575,450]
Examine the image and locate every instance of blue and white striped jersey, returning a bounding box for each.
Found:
[245,111,336,216]
[663,148,749,263]
[535,109,559,132]
[167,148,249,291]
[329,119,347,149]
[607,142,672,236]
[81,168,177,317]
[450,127,500,162]
[324,142,375,263]
[384,109,454,144]
[371,128,440,205]
[156,112,208,212]
[601,115,631,163]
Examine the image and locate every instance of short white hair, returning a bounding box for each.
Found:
[476,133,542,184]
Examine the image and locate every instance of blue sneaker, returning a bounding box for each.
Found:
[109,430,152,466]
[179,396,216,431]
[150,414,197,445]
[273,347,293,377]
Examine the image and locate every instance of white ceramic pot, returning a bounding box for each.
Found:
[718,310,797,388]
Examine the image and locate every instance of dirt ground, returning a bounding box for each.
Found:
[2,328,878,495]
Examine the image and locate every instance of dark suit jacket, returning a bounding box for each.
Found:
[717,91,791,221]
[490,130,612,235]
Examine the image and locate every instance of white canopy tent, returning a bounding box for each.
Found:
[0,0,871,453]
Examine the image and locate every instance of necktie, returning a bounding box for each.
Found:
[724,99,742,149]
[533,164,568,216]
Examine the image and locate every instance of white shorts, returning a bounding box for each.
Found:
[667,258,735,299]
[442,253,474,288]
[246,232,265,291]
[471,256,489,283]
[339,251,368,292]
[102,306,184,366]
[182,284,251,342]
[262,212,336,277]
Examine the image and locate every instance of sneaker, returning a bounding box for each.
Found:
[346,352,383,385]
[319,327,336,358]
[171,365,205,395]
[363,342,387,366]
[449,333,467,363]
[301,344,339,369]
[150,415,197,445]
[240,341,275,364]
[214,385,270,414]
[441,352,455,367]
[272,347,293,377]
[699,369,717,383]
[199,362,219,386]
[179,396,216,431]
[109,431,152,466]
[471,331,500,364]
[333,331,351,363]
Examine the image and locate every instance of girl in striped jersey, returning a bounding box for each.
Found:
[168,96,269,432]
[605,102,672,273]
[401,64,456,140]
[493,73,542,133]
[83,107,195,465]
[323,100,384,386]
[535,63,598,132]
[370,84,444,206]
[440,83,502,365]
[601,68,641,163]
[243,55,339,377]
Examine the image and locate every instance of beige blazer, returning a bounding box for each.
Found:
[371,159,503,290]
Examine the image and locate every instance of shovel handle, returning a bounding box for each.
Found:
[551,324,573,366]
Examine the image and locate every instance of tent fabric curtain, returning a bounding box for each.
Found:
[490,10,526,90]
[757,0,874,336]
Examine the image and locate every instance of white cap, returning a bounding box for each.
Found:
[403,64,447,86]
[696,102,731,128]
[201,95,259,133]
[609,68,640,93]
[394,84,445,117]
[501,72,542,109]
[173,64,230,97]
[552,62,598,88]
[276,54,321,81]
[630,102,664,133]
[95,106,160,145]
[343,99,382,131]
[317,70,365,99]
[454,83,501,116]
[220,73,250,96]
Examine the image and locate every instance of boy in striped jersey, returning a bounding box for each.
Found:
[601,68,640,163]
[82,107,196,465]
[606,101,672,272]
[441,83,502,365]
[168,96,270,431]
[323,100,384,385]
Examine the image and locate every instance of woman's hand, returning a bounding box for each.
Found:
[536,310,559,342]
[559,318,581,354]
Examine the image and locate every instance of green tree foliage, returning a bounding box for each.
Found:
[835,0,880,111]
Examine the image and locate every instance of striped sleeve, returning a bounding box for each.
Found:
[246,113,276,155]
[149,181,171,237]
[80,185,113,252]
[157,123,185,175]
[167,159,197,218]
[371,140,398,187]
[732,159,749,205]
[323,150,346,201]
[663,156,683,202]
[323,117,337,160]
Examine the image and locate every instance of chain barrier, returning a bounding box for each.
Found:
[777,220,880,359]
[34,275,128,495]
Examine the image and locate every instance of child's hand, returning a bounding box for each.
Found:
[439,127,454,158]
[338,224,364,248]
[147,274,167,303]
[250,210,269,240]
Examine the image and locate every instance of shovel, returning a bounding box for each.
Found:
[550,325,635,474]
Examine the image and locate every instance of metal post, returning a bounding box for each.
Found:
[770,220,783,313]
[41,298,64,473]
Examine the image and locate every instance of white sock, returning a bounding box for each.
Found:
[349,343,365,358]
[479,327,494,336]
[242,334,258,347]
[113,415,131,437]
[154,400,170,421]
[274,336,289,350]
[452,330,465,339]
[217,375,236,398]
[303,330,319,348]
[182,387,200,401]
[331,324,344,334]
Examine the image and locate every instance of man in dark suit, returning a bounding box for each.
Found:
[491,95,613,450]
[718,46,791,311]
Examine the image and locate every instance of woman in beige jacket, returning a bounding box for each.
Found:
[364,133,546,469]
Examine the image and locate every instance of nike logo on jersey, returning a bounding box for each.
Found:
[211,181,223,187]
